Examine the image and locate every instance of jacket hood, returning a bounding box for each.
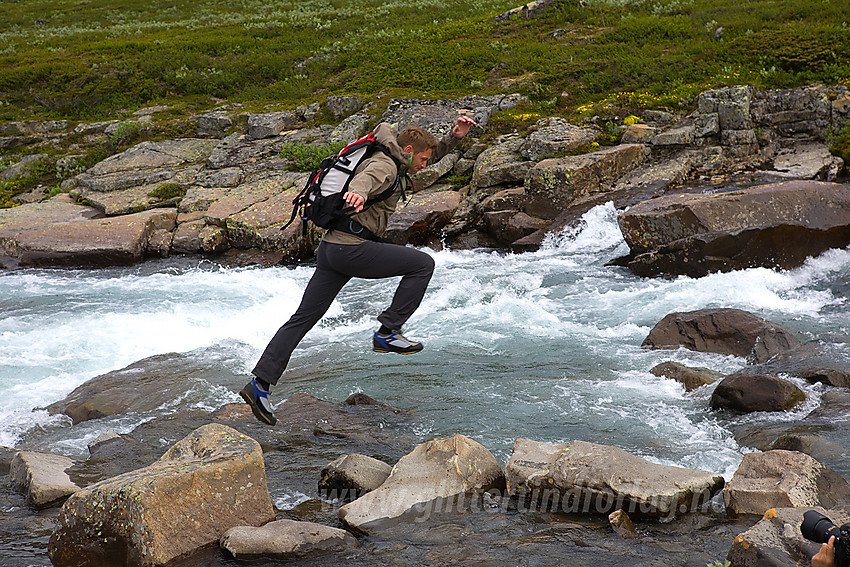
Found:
[372,122,410,172]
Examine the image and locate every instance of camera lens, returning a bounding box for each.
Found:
[802,511,838,544]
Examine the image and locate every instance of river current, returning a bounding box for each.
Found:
[2,202,849,565]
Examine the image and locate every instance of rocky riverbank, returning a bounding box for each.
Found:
[1,84,849,273]
[3,306,850,566]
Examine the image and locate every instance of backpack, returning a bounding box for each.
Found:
[281,132,404,242]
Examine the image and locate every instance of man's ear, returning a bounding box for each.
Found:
[403,145,414,154]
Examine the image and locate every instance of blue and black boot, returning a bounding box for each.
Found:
[372,329,423,354]
[239,378,277,425]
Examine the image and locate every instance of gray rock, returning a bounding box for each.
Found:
[147,228,173,257]
[761,143,844,181]
[642,308,801,363]
[524,144,647,219]
[10,451,79,509]
[694,113,720,137]
[505,438,724,520]
[49,424,275,567]
[338,434,505,533]
[326,95,363,118]
[518,119,599,161]
[73,121,119,135]
[248,111,298,139]
[319,454,393,495]
[720,128,758,146]
[621,124,657,144]
[744,341,850,389]
[751,85,831,140]
[221,519,357,559]
[710,372,806,413]
[411,152,458,191]
[296,102,321,121]
[653,125,695,146]
[471,138,534,190]
[1,153,48,180]
[330,111,372,143]
[197,111,233,137]
[724,450,850,516]
[193,166,243,189]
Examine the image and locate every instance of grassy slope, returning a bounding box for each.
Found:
[1,0,848,122]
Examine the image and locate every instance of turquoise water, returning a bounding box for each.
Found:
[1,201,849,485]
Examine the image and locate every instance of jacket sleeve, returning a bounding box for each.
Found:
[430,130,461,165]
[346,155,397,201]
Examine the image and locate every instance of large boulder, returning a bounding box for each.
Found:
[618,180,850,277]
[723,450,850,517]
[48,424,275,567]
[0,195,176,268]
[727,506,849,567]
[386,187,461,245]
[505,439,724,520]
[650,361,722,392]
[221,519,357,560]
[518,118,599,161]
[745,341,850,389]
[471,138,535,191]
[524,144,647,219]
[641,308,801,363]
[338,434,505,533]
[710,373,806,413]
[10,451,80,509]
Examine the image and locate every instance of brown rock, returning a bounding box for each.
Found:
[710,373,806,413]
[650,361,722,391]
[221,519,357,559]
[642,308,801,363]
[48,424,275,567]
[386,188,461,245]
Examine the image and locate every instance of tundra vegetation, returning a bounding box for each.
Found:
[1,0,849,206]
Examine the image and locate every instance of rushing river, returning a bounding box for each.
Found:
[2,202,849,566]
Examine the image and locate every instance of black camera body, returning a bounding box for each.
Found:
[801,510,850,567]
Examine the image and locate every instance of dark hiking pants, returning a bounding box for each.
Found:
[252,240,435,385]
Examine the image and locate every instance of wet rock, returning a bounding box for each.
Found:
[505,439,724,520]
[650,361,722,392]
[744,341,850,389]
[338,434,505,533]
[1,445,17,475]
[319,454,392,495]
[618,180,850,277]
[221,518,357,559]
[48,424,275,567]
[524,144,647,219]
[723,450,850,517]
[386,187,461,246]
[47,351,224,424]
[518,118,599,161]
[10,451,80,509]
[642,308,801,363]
[727,506,848,567]
[710,373,806,413]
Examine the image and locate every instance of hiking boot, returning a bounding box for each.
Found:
[372,330,423,354]
[239,379,277,425]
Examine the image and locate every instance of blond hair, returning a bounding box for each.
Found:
[397,126,438,153]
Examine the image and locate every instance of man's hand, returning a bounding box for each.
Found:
[452,115,476,139]
[812,536,836,567]
[342,192,365,213]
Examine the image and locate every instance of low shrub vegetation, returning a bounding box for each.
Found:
[1,0,848,124]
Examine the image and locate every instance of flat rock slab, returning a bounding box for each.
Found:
[10,451,80,509]
[505,439,724,520]
[221,519,357,559]
[87,139,219,176]
[0,196,176,268]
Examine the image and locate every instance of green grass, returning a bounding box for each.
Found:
[0,0,848,124]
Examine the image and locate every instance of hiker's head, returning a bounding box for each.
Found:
[398,126,437,173]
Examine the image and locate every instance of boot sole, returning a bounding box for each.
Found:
[239,388,277,426]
